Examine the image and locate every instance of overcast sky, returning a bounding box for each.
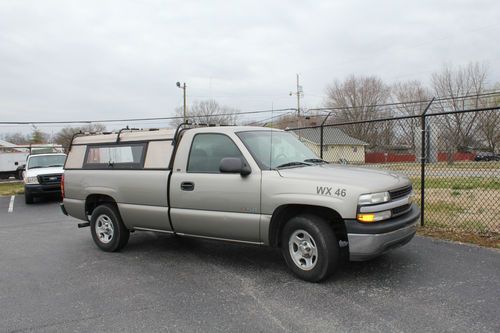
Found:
[1,0,499,133]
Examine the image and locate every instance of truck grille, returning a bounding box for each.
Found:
[389,185,412,200]
[38,174,62,185]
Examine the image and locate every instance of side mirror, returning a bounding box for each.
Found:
[219,157,251,176]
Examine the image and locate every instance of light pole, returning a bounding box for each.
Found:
[289,74,303,129]
[176,82,187,122]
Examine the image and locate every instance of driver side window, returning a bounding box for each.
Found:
[187,134,243,173]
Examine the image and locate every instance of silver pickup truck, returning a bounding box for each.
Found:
[61,125,420,282]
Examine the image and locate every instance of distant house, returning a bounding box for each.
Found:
[292,127,368,163]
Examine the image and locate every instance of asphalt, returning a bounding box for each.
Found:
[0,195,499,333]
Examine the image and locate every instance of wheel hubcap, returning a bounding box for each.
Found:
[289,229,318,271]
[95,214,114,244]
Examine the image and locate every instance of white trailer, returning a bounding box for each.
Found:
[0,139,28,179]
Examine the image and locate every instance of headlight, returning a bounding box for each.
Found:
[358,191,390,205]
[357,210,392,223]
[25,176,39,184]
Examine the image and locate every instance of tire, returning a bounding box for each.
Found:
[281,214,339,282]
[90,204,130,252]
[24,190,34,204]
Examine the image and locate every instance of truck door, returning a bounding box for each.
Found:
[169,132,261,243]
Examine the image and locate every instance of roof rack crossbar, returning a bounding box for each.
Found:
[116,126,141,143]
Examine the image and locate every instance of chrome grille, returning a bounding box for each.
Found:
[38,174,62,185]
[389,185,412,200]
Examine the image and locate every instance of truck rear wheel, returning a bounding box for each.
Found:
[281,214,339,282]
[90,204,129,252]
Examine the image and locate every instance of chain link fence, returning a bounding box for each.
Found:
[291,105,500,236]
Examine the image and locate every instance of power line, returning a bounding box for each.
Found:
[309,90,500,113]
[0,108,296,125]
[1,90,498,127]
[246,111,296,126]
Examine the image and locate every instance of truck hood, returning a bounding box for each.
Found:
[276,164,410,191]
[25,167,64,177]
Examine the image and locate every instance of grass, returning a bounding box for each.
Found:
[437,161,500,170]
[425,201,465,214]
[365,161,500,171]
[410,177,500,190]
[0,182,24,196]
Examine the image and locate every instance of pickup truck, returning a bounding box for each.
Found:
[61,125,420,282]
[24,153,66,204]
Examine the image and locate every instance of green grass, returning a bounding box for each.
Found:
[425,201,465,214]
[437,161,500,170]
[0,182,24,196]
[364,161,500,171]
[423,219,450,229]
[410,177,500,190]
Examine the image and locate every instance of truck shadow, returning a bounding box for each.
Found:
[26,193,62,205]
[124,231,420,284]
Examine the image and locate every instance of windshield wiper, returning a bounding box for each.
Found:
[47,164,63,167]
[28,166,44,169]
[275,161,311,169]
[304,158,328,164]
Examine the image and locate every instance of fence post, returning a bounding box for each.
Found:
[320,124,324,159]
[320,112,333,160]
[420,98,435,227]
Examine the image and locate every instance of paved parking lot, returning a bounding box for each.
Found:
[0,195,499,332]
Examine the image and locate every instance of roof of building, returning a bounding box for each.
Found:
[292,127,368,146]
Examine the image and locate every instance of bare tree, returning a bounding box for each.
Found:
[431,62,488,153]
[0,132,30,145]
[54,124,106,151]
[392,80,431,150]
[476,93,500,153]
[325,75,391,147]
[30,127,49,144]
[171,100,240,126]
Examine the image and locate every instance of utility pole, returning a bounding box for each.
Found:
[290,74,303,129]
[176,82,187,122]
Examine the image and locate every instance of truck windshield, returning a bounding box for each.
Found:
[28,155,66,169]
[237,131,319,170]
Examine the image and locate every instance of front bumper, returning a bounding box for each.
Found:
[345,204,420,261]
[25,183,61,195]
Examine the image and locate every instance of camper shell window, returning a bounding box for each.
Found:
[83,143,147,169]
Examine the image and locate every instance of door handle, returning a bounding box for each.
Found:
[181,181,195,191]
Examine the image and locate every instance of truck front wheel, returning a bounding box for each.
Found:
[281,214,339,282]
[90,204,130,252]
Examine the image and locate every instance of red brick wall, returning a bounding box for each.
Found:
[365,152,416,163]
[365,152,476,163]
